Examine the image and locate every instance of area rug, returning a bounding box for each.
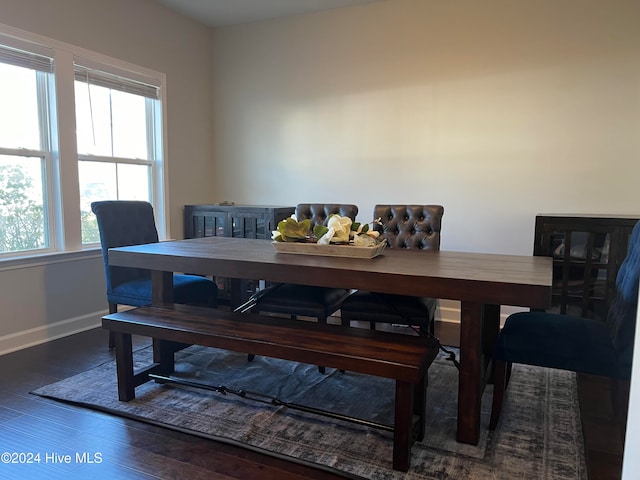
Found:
[32,345,587,479]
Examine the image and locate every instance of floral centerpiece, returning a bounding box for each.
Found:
[272,214,384,248]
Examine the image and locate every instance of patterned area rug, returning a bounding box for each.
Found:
[32,345,587,479]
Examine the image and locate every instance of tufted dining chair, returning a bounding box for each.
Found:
[253,203,358,324]
[91,201,218,348]
[339,205,445,335]
[489,220,640,431]
[252,203,358,373]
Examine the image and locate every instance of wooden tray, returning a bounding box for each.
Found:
[272,240,386,258]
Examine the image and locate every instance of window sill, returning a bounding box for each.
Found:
[0,248,102,272]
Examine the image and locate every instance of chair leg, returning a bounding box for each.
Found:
[490,359,509,430]
[108,303,118,349]
[610,377,631,438]
[317,315,328,373]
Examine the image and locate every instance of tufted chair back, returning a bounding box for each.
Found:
[295,203,359,229]
[91,201,159,293]
[373,205,444,250]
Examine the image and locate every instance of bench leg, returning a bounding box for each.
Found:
[393,380,414,472]
[113,332,135,401]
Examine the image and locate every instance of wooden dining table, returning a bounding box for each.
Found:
[108,235,552,445]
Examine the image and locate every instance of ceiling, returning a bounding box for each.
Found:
[155,0,381,27]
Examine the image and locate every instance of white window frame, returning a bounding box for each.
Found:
[0,23,168,263]
[0,38,57,257]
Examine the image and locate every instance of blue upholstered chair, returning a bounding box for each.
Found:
[339,205,444,335]
[489,220,640,430]
[91,201,218,348]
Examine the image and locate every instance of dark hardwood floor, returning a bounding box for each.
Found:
[0,321,625,479]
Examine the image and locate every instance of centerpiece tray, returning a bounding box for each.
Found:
[272,240,386,259]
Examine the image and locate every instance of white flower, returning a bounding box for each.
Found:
[317,227,335,245]
[326,215,352,243]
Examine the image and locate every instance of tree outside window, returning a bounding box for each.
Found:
[0,34,164,257]
[0,59,50,255]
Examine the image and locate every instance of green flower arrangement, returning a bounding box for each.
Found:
[272,214,382,247]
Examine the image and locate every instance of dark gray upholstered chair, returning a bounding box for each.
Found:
[339,205,444,335]
[253,203,358,324]
[489,220,640,430]
[91,201,218,348]
[253,203,358,373]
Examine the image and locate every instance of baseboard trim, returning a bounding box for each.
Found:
[0,310,106,356]
[436,303,526,325]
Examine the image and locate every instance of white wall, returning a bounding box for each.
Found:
[209,1,640,471]
[211,0,640,256]
[0,0,215,353]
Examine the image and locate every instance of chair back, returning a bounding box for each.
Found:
[295,203,358,228]
[91,201,159,292]
[373,205,444,250]
[607,220,640,376]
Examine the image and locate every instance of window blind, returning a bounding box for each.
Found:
[74,56,160,99]
[0,43,53,73]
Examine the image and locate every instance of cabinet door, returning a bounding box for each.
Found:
[187,212,226,238]
[532,215,640,322]
[562,230,608,318]
[230,213,271,239]
[184,205,295,308]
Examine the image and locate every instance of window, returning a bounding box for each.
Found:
[0,44,54,255]
[74,61,162,244]
[0,28,166,258]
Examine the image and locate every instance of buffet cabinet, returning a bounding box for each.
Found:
[184,204,295,240]
[533,214,639,321]
[184,204,295,306]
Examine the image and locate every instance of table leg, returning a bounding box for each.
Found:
[457,302,500,444]
[413,374,427,442]
[151,270,173,305]
[151,271,174,363]
[482,304,501,360]
[393,381,413,472]
[228,278,243,311]
[153,338,177,374]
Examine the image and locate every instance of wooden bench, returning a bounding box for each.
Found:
[102,303,439,472]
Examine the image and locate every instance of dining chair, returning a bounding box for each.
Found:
[253,203,358,324]
[91,200,218,348]
[489,220,640,431]
[339,205,445,335]
[252,203,358,373]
